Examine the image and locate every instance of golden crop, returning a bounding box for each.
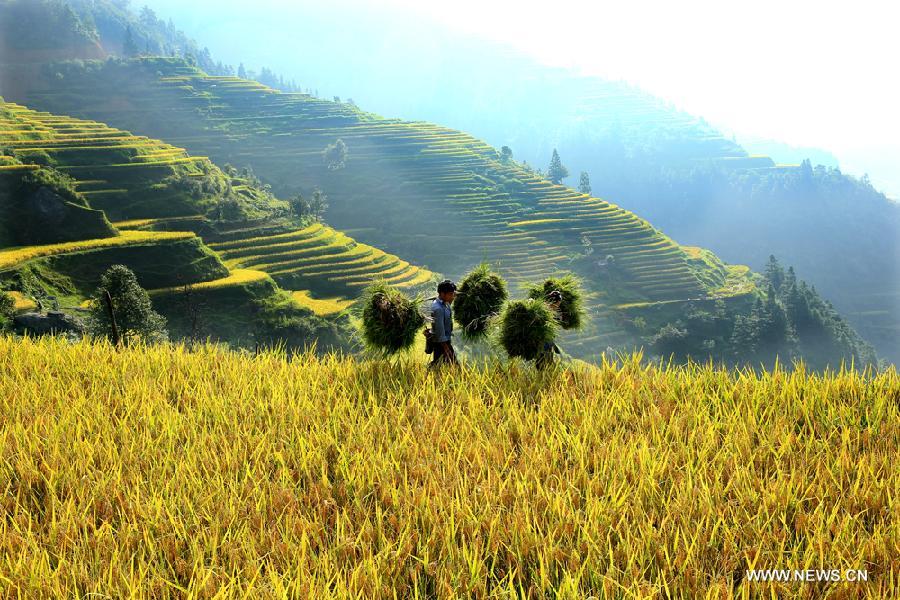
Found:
[0,336,897,598]
[290,290,355,316]
[149,269,271,295]
[0,230,196,269]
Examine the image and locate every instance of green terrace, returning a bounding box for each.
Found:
[20,58,758,354]
[1,100,434,330]
[205,222,433,296]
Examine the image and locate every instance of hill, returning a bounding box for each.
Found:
[0,0,882,368]
[103,1,900,364]
[0,100,434,348]
[11,56,763,360]
[0,335,897,597]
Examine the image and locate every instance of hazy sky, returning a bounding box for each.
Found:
[144,0,900,197]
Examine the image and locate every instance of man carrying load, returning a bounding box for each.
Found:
[427,279,458,367]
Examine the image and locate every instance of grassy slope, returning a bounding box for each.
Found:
[0,100,434,336]
[17,58,757,358]
[0,336,897,597]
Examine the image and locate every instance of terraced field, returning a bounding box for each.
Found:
[1,100,434,331]
[207,222,432,296]
[14,59,761,356]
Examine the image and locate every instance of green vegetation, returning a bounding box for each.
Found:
[498,298,559,361]
[638,256,879,370]
[359,281,425,355]
[0,1,886,368]
[453,263,508,340]
[546,148,569,184]
[16,56,762,362]
[0,99,433,350]
[0,0,98,52]
[526,274,585,331]
[87,263,167,344]
[0,162,116,246]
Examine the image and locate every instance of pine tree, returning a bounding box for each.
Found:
[578,171,591,195]
[238,63,247,79]
[547,149,569,184]
[764,255,785,291]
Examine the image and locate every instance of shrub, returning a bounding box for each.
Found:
[360,282,424,354]
[498,298,559,361]
[526,274,585,330]
[453,263,507,340]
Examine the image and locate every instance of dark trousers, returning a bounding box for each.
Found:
[430,341,457,367]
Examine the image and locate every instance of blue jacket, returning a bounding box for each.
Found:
[431,298,453,343]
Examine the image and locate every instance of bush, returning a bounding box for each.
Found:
[526,274,585,330]
[498,299,559,361]
[360,282,424,354]
[453,263,507,340]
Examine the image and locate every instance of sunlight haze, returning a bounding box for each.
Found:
[143,0,900,198]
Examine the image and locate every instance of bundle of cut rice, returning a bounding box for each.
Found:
[453,263,508,340]
[498,298,559,361]
[360,282,425,354]
[526,274,585,330]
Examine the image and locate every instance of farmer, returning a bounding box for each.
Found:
[535,289,563,370]
[429,279,458,367]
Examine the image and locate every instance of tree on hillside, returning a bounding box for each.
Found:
[238,63,247,79]
[499,146,513,162]
[289,188,328,222]
[309,188,328,221]
[547,149,569,184]
[578,171,592,195]
[88,265,167,345]
[764,254,785,291]
[122,25,138,57]
[323,139,348,170]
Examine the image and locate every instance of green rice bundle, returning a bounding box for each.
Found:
[498,298,559,360]
[360,282,424,354]
[453,263,508,340]
[526,274,585,330]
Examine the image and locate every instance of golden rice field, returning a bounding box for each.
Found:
[0,230,196,269]
[0,336,897,598]
[5,291,37,312]
[291,290,356,316]
[149,269,271,295]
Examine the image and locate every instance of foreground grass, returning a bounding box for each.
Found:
[0,337,897,598]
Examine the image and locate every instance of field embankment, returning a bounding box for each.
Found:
[0,337,897,598]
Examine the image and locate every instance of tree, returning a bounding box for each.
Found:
[499,146,513,162]
[122,26,138,57]
[309,188,328,221]
[88,265,167,345]
[547,149,569,184]
[237,63,247,79]
[578,171,592,195]
[764,255,785,291]
[323,139,348,170]
[288,192,307,220]
[139,6,158,28]
[289,188,328,222]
